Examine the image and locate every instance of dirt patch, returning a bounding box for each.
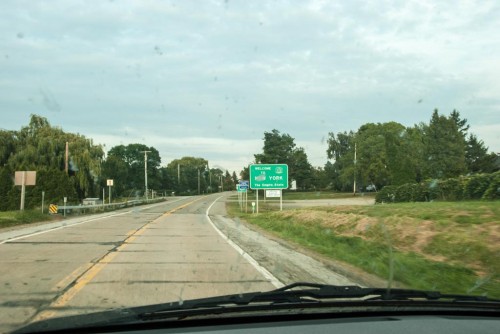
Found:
[276,210,490,266]
[476,222,500,252]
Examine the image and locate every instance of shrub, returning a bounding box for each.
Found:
[377,172,498,204]
[463,174,492,200]
[438,177,465,201]
[482,172,500,200]
[375,185,397,203]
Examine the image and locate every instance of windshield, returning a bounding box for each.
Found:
[1,1,499,333]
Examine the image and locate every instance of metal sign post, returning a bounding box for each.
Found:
[238,180,249,213]
[256,189,259,214]
[265,189,283,211]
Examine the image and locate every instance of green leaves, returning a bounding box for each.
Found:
[423,109,467,179]
[254,129,313,190]
[0,115,104,210]
[325,109,496,192]
[375,172,500,203]
[104,144,161,196]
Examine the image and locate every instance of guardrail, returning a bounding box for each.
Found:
[55,198,166,215]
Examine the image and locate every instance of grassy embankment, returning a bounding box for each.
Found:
[227,195,500,298]
[0,210,52,229]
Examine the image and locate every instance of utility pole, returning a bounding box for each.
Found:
[207,164,212,193]
[177,164,180,184]
[65,142,69,174]
[198,168,200,194]
[353,142,357,196]
[141,150,151,200]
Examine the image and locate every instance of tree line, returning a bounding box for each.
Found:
[1,110,498,211]
[245,110,498,192]
[323,109,498,191]
[0,115,238,211]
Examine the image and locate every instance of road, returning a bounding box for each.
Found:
[0,194,357,333]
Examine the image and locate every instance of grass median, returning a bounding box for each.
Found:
[226,198,499,298]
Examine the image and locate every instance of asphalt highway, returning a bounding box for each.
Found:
[0,195,277,333]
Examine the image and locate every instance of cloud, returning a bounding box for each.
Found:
[1,0,498,171]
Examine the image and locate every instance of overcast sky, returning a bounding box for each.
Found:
[1,0,499,173]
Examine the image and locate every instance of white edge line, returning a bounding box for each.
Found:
[0,197,188,244]
[0,210,132,244]
[206,196,284,289]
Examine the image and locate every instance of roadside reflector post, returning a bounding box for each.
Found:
[63,197,67,217]
[41,191,45,214]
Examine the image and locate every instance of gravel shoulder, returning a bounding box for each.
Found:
[208,195,389,288]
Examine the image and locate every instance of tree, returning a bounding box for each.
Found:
[291,147,313,190]
[223,170,234,190]
[0,130,16,167]
[254,129,296,165]
[0,167,13,211]
[466,134,498,173]
[327,122,425,190]
[105,144,161,195]
[310,166,331,190]
[240,166,249,181]
[423,110,467,179]
[326,131,355,191]
[450,109,470,138]
[210,167,224,192]
[101,155,129,197]
[0,114,104,209]
[254,129,313,190]
[166,157,208,195]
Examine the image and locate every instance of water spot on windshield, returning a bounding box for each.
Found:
[154,45,163,55]
[39,88,61,112]
[16,32,24,39]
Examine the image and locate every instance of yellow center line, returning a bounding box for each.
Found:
[33,196,208,322]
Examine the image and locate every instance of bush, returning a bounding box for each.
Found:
[438,177,465,201]
[482,172,500,200]
[463,174,493,200]
[394,183,413,202]
[375,185,397,203]
[411,183,428,202]
[377,172,499,204]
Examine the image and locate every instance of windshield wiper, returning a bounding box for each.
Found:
[137,282,499,319]
[14,282,499,333]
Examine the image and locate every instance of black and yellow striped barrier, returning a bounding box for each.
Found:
[48,204,58,214]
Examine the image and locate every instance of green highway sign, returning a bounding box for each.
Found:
[249,164,288,189]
